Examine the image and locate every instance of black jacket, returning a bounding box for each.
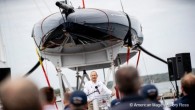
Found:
[111,95,163,110]
[171,95,195,110]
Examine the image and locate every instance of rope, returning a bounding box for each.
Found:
[41,12,58,44]
[33,0,44,16]
[136,50,141,68]
[36,48,51,87]
[141,52,151,83]
[42,0,53,13]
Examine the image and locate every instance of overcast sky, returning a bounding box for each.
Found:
[0,0,195,89]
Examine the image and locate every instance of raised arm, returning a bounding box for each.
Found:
[101,82,112,95]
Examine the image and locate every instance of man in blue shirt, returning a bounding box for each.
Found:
[111,66,163,110]
[64,92,71,110]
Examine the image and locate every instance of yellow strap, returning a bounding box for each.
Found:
[35,48,43,65]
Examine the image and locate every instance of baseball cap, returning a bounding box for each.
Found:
[70,91,87,106]
[140,84,158,100]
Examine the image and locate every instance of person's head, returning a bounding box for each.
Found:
[181,73,195,96]
[0,78,42,110]
[140,84,158,101]
[40,87,56,105]
[90,71,98,83]
[64,92,71,105]
[70,91,87,110]
[115,66,141,96]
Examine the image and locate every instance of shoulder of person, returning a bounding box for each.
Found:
[111,102,131,110]
[97,80,104,85]
[173,97,183,104]
[85,81,91,85]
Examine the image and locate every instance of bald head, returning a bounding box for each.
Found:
[115,66,141,96]
[90,71,98,83]
[181,73,195,95]
[0,78,42,110]
[64,92,71,105]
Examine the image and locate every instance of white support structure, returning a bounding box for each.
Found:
[78,70,90,90]
[62,74,74,92]
[103,68,106,84]
[56,68,65,109]
[76,68,80,90]
[42,41,124,71]
[41,41,139,110]
[111,61,116,90]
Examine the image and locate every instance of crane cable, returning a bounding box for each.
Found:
[136,44,167,64]
[42,0,53,13]
[33,0,44,16]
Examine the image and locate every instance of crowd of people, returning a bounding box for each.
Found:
[0,66,194,110]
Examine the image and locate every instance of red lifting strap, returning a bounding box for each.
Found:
[82,0,85,8]
[136,50,141,69]
[36,49,58,109]
[126,47,130,65]
[115,86,120,99]
[40,63,51,87]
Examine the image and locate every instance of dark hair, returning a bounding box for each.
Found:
[181,73,195,95]
[40,87,55,103]
[115,66,141,95]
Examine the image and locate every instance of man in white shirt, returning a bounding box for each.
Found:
[83,71,114,109]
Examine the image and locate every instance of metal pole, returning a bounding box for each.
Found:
[79,70,85,90]
[175,79,179,98]
[117,57,121,69]
[62,74,73,92]
[67,0,70,5]
[173,68,179,98]
[56,68,65,109]
[111,61,115,89]
[76,67,79,90]
[103,68,106,84]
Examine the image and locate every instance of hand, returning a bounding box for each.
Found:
[111,92,115,96]
[88,101,92,104]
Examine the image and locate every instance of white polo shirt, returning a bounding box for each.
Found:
[83,80,112,102]
[43,104,56,110]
